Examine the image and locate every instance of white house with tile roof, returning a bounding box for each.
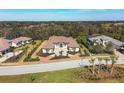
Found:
[42,36,80,56]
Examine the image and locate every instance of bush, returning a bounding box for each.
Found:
[84,49,90,56]
[27,57,40,62]
[50,56,69,60]
[88,75,100,80]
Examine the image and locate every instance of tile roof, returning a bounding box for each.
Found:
[42,36,79,49]
[12,36,32,44]
[0,38,10,52]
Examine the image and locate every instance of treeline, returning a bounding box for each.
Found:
[0,21,124,41]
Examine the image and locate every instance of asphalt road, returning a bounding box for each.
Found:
[0,60,83,75]
[0,58,124,76]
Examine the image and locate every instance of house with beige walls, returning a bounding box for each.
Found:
[42,36,80,56]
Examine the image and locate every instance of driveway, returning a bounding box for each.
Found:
[0,50,23,63]
[0,58,124,75]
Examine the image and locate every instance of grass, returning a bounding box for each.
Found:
[31,40,43,58]
[0,67,124,83]
[14,40,42,62]
[80,44,91,56]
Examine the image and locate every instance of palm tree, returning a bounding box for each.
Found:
[97,57,103,74]
[89,57,96,75]
[110,55,118,75]
[104,57,110,73]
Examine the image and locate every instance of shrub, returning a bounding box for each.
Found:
[88,75,100,80]
[27,57,40,62]
[84,49,90,56]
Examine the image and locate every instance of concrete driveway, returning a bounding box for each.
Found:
[0,50,23,63]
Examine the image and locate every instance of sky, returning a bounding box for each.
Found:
[0,9,124,21]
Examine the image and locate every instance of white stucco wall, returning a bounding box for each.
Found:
[48,49,54,53]
[75,48,79,52]
[42,49,54,54]
[69,47,79,52]
[11,42,18,47]
[54,43,68,56]
[69,48,75,52]
[42,49,47,53]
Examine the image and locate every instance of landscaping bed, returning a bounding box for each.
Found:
[74,66,124,81]
[50,56,70,60]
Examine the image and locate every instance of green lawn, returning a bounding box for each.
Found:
[80,44,91,56]
[14,40,42,62]
[31,40,43,59]
[0,67,124,83]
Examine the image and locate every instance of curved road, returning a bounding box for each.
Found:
[0,58,124,76]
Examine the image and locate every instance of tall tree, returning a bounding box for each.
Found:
[97,57,103,74]
[104,57,110,73]
[89,57,96,75]
[110,55,118,75]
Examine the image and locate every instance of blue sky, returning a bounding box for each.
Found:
[0,9,124,21]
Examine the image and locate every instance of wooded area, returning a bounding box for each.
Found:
[0,21,124,41]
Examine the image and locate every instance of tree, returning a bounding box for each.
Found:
[110,55,118,75]
[32,41,36,48]
[89,57,96,75]
[97,57,103,74]
[92,44,103,54]
[105,42,114,54]
[104,57,110,73]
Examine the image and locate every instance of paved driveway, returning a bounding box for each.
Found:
[0,51,23,63]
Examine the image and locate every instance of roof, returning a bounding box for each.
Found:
[88,35,123,46]
[42,36,79,49]
[12,36,32,44]
[0,38,10,52]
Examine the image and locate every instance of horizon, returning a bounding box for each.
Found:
[0,9,124,21]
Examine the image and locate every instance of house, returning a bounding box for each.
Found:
[42,36,80,56]
[10,36,32,47]
[88,35,124,50]
[0,38,11,56]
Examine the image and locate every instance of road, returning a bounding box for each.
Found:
[0,58,124,76]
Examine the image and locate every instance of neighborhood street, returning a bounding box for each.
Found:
[0,58,124,76]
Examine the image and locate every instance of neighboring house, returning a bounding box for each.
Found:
[10,37,32,47]
[88,35,124,50]
[0,38,11,56]
[42,36,80,56]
